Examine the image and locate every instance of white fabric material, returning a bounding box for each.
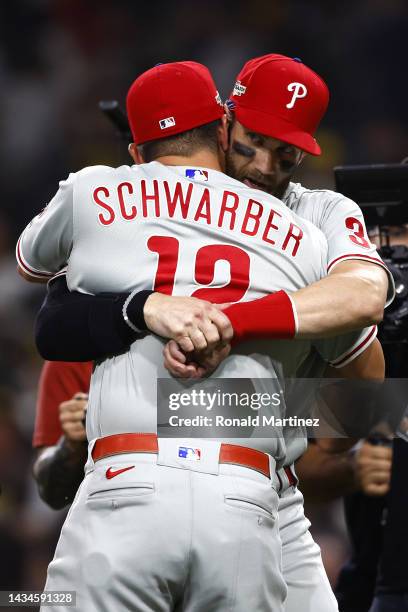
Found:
[279,487,339,612]
[283,181,395,305]
[20,164,382,611]
[18,162,333,457]
[43,452,287,612]
[19,164,328,295]
[18,164,377,460]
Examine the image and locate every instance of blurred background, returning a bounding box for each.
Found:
[0,0,407,606]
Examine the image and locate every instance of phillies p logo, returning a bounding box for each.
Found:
[286,82,307,109]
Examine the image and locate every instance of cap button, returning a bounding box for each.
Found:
[292,57,303,63]
[155,63,163,67]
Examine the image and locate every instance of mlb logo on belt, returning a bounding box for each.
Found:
[178,446,201,461]
[185,169,208,181]
[159,116,176,129]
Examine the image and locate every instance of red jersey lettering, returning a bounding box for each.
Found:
[282,223,303,257]
[93,187,115,226]
[241,199,263,237]
[192,244,250,303]
[194,188,212,224]
[147,235,179,295]
[218,190,239,230]
[141,180,160,217]
[262,208,282,245]
[163,181,193,219]
[117,182,137,221]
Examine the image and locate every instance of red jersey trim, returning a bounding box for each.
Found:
[327,253,389,273]
[16,236,54,279]
[329,325,377,369]
[48,269,68,285]
[327,253,395,307]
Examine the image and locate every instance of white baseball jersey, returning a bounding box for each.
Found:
[272,181,391,466]
[17,162,375,462]
[283,181,394,304]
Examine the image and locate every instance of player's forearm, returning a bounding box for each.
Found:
[36,262,388,360]
[35,276,138,361]
[296,443,358,503]
[312,340,385,454]
[37,278,231,361]
[297,341,386,502]
[223,262,387,343]
[33,438,88,510]
[291,261,388,338]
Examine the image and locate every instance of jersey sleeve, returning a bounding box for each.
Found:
[16,174,75,280]
[33,360,93,448]
[313,325,378,369]
[322,195,394,305]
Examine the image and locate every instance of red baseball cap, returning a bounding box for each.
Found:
[229,54,329,155]
[127,61,225,145]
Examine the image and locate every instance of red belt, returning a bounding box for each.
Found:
[92,433,272,479]
[283,465,297,488]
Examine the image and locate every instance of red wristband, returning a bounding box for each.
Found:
[224,291,297,345]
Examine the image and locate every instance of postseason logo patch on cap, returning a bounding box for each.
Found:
[233,81,246,96]
[159,116,176,129]
[185,169,208,181]
[178,446,201,461]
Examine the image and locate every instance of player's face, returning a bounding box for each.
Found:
[225,119,304,199]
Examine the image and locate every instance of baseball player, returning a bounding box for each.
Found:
[17,61,383,611]
[224,55,391,611]
[154,54,393,612]
[23,53,390,612]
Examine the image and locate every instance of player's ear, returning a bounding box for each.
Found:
[217,114,229,153]
[224,102,233,123]
[128,143,144,165]
[297,151,306,166]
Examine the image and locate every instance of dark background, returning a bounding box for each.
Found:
[0,0,407,604]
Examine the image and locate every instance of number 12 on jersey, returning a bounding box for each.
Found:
[147,236,250,303]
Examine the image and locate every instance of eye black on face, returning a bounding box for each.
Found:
[232,141,255,158]
[245,131,298,161]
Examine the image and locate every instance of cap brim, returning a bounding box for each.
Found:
[235,106,321,156]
